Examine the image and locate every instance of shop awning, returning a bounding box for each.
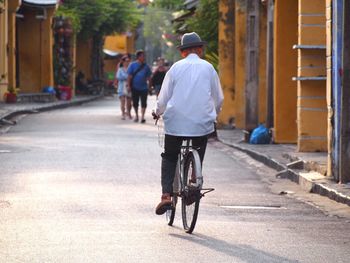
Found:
[23,0,58,6]
[103,49,120,57]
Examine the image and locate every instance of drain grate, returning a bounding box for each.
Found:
[220,205,286,210]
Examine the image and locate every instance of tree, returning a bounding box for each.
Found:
[147,0,219,68]
[151,0,183,10]
[57,0,140,80]
[140,0,184,63]
[186,0,218,69]
[143,5,180,63]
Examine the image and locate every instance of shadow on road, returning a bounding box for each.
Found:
[169,233,298,263]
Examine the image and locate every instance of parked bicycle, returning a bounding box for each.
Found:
[155,117,214,234]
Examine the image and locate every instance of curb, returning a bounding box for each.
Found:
[218,137,350,207]
[0,95,102,122]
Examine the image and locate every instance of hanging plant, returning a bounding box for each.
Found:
[54,7,81,34]
[53,16,73,88]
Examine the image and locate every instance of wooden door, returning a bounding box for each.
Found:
[266,0,274,129]
[245,0,260,131]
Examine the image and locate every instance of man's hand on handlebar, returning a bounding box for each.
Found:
[152,111,160,124]
[152,111,159,120]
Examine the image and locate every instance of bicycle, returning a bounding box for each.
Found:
[155,116,214,234]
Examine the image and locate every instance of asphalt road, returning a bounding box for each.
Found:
[0,96,350,263]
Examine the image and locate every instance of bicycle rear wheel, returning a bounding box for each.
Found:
[181,150,201,233]
[166,157,180,226]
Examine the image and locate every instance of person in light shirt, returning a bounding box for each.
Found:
[153,32,224,215]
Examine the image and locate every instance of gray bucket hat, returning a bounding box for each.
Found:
[177,32,207,50]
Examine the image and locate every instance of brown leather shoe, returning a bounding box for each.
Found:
[155,193,172,215]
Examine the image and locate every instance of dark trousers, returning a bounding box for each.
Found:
[131,89,148,109]
[161,134,208,194]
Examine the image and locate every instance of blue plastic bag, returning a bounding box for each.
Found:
[42,86,56,94]
[249,124,271,144]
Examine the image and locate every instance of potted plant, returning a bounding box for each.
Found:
[4,86,18,103]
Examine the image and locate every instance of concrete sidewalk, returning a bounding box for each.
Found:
[0,95,102,124]
[217,129,350,207]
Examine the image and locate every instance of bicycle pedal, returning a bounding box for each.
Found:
[191,182,200,188]
[166,205,174,211]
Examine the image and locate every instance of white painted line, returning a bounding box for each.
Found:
[220,205,286,210]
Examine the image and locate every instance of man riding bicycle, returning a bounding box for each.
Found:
[153,32,224,215]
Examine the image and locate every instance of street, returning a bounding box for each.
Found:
[0,96,350,263]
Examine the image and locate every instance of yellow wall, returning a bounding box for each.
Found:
[103,33,135,80]
[76,38,93,81]
[234,0,247,129]
[17,6,55,93]
[17,11,40,92]
[297,0,327,152]
[0,0,8,101]
[273,0,298,143]
[104,34,134,54]
[126,34,135,54]
[258,3,267,125]
[218,0,235,126]
[8,1,21,91]
[41,8,55,89]
[326,0,332,174]
[104,59,119,75]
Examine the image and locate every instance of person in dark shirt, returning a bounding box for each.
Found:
[150,57,167,97]
[127,50,152,123]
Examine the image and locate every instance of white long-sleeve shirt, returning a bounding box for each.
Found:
[156,53,224,137]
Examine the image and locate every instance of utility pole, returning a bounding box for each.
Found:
[340,0,350,183]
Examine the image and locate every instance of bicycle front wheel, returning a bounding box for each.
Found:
[181,150,201,234]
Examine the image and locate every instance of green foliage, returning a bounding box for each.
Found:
[186,0,218,55]
[57,0,140,39]
[151,0,183,10]
[142,0,219,64]
[56,0,140,80]
[143,3,182,63]
[205,51,219,71]
[143,7,173,46]
[55,7,81,33]
[7,86,17,95]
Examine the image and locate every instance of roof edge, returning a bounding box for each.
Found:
[22,0,58,7]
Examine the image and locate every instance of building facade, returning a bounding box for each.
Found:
[0,0,58,102]
[218,0,350,183]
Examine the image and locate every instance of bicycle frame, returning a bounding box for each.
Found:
[155,117,215,233]
[174,139,214,199]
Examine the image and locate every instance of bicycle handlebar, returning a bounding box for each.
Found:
[152,111,160,125]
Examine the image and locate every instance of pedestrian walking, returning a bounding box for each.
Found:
[127,50,152,123]
[150,57,167,97]
[116,55,132,120]
[152,32,224,215]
